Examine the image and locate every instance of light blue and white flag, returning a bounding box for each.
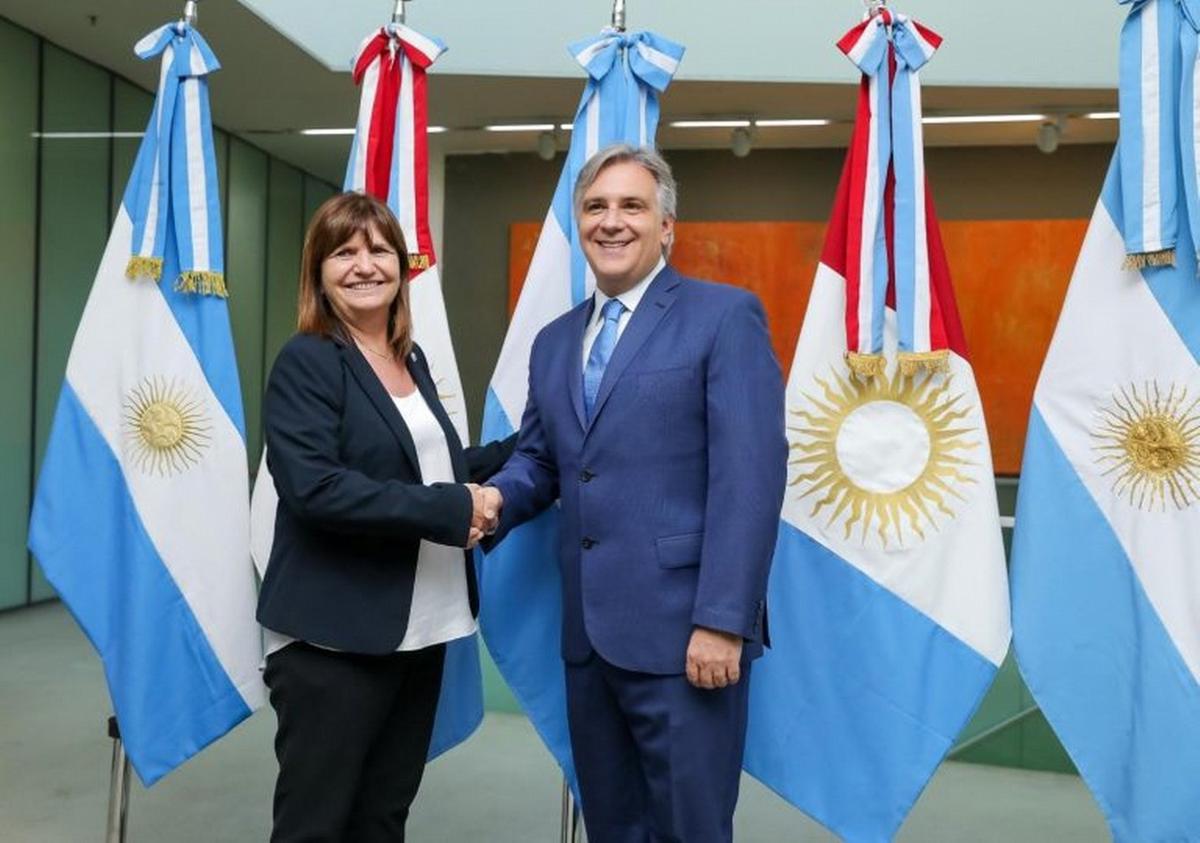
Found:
[478,28,684,789]
[1012,5,1200,839]
[28,22,263,786]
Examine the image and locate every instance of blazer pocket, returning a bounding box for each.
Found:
[655,532,703,569]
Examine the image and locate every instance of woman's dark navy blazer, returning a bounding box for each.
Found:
[256,332,513,654]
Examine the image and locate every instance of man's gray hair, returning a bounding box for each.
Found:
[573,144,678,219]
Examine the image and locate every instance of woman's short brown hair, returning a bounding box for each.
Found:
[296,191,413,358]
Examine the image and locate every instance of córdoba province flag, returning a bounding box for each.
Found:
[743,11,1010,841]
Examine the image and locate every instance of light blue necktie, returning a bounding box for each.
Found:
[583,298,625,420]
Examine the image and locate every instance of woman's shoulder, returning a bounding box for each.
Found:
[269,333,347,386]
[276,332,344,364]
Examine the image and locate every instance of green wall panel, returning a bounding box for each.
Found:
[1018,710,1077,773]
[0,21,39,609]
[265,164,304,377]
[952,654,1025,768]
[482,648,520,714]
[226,139,269,468]
[30,45,112,602]
[302,174,336,224]
[110,79,152,224]
[215,129,229,238]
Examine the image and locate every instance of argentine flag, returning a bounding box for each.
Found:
[1011,5,1200,839]
[249,22,483,760]
[28,23,263,785]
[478,29,684,788]
[743,12,1010,841]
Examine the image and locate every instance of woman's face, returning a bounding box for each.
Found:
[319,222,402,325]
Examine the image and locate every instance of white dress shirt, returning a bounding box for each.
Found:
[581,257,666,367]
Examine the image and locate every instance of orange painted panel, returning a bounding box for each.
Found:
[507,219,1086,474]
[939,219,1087,474]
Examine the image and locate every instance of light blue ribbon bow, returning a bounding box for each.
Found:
[124,22,225,295]
[843,12,941,363]
[1117,0,1200,270]
[554,30,685,305]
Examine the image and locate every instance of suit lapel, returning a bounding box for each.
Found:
[342,343,421,477]
[409,347,469,482]
[587,265,681,430]
[567,300,593,432]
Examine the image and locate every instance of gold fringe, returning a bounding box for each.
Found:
[125,256,163,281]
[845,352,886,378]
[898,350,951,377]
[1122,249,1176,271]
[408,253,431,271]
[174,270,228,298]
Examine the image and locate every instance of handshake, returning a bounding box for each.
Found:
[465,484,503,549]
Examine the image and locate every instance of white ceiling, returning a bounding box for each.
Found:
[0,0,1118,184]
[242,0,1126,89]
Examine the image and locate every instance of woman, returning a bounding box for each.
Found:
[257,191,512,842]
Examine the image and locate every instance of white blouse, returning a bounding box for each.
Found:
[263,388,476,656]
[390,390,476,651]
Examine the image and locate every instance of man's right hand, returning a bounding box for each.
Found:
[465,484,503,548]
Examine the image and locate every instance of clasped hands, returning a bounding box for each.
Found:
[465,484,503,548]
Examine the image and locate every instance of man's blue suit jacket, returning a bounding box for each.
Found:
[487,265,788,676]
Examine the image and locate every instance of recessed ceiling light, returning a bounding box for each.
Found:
[922,113,1046,125]
[484,123,557,132]
[754,119,831,128]
[670,119,752,129]
[31,131,146,139]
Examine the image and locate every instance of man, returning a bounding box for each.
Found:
[482,145,786,842]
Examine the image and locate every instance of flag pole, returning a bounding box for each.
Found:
[392,0,408,25]
[560,778,582,843]
[106,0,205,830]
[181,0,199,28]
[105,716,131,843]
[559,2,629,834]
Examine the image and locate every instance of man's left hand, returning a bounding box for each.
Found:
[685,627,743,690]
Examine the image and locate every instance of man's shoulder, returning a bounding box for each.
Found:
[671,272,761,312]
[532,299,590,348]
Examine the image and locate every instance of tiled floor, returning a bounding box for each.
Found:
[0,602,1110,842]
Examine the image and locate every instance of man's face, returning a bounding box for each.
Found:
[578,160,674,296]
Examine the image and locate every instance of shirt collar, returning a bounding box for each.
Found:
[591,257,665,325]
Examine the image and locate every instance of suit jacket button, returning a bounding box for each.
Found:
[581,537,596,549]
[580,469,594,483]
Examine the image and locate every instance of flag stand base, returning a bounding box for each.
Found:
[106,716,131,843]
[560,777,583,843]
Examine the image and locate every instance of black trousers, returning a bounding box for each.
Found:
[263,641,446,843]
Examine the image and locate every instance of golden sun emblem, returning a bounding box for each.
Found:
[123,377,212,476]
[1093,381,1200,511]
[789,367,980,546]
